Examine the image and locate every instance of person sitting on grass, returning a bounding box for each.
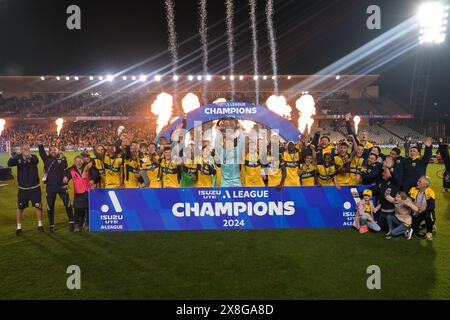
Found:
[353,189,381,233]
[409,176,436,241]
[384,189,419,240]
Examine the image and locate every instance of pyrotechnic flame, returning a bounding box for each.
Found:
[151,92,173,134]
[182,93,201,114]
[117,126,125,137]
[239,120,255,133]
[0,119,5,136]
[213,98,227,104]
[353,115,361,135]
[266,95,292,119]
[55,118,64,136]
[295,94,316,134]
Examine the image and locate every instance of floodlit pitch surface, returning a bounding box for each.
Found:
[0,151,449,299]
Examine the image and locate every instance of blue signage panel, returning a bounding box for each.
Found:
[89,186,364,232]
[160,102,302,142]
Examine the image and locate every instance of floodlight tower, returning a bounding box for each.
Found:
[409,2,449,128]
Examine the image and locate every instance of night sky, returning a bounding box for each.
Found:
[0,0,449,119]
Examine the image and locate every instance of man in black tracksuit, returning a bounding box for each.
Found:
[7,144,44,235]
[402,137,432,193]
[38,143,74,232]
[370,166,399,231]
[438,140,450,190]
[361,153,382,186]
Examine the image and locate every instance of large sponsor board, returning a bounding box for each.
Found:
[89,186,365,232]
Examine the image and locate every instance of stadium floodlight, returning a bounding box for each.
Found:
[287,75,292,80]
[98,76,103,80]
[65,76,70,80]
[154,75,161,82]
[122,76,127,80]
[336,75,340,80]
[173,75,179,81]
[230,75,235,80]
[74,76,79,81]
[106,75,114,82]
[272,75,276,80]
[89,76,94,80]
[40,76,45,80]
[418,2,449,44]
[188,75,194,81]
[197,75,202,80]
[131,76,136,81]
[139,75,146,82]
[253,75,258,80]
[206,75,212,81]
[56,76,61,80]
[263,75,267,80]
[239,75,244,80]
[222,75,226,80]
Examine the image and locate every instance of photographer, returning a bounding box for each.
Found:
[38,139,74,233]
[7,144,44,235]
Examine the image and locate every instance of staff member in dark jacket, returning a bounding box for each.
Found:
[438,139,450,191]
[371,165,399,230]
[7,144,44,235]
[402,137,433,193]
[361,153,381,186]
[38,142,74,232]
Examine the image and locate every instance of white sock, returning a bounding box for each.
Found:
[17,223,22,230]
[38,221,43,227]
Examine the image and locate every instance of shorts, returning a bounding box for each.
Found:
[18,187,42,210]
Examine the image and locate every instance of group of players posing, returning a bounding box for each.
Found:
[7,116,450,240]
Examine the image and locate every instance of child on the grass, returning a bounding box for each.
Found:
[353,189,381,233]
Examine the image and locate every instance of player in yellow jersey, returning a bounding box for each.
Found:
[120,144,140,188]
[141,143,161,188]
[92,144,106,188]
[334,141,352,186]
[349,143,365,185]
[298,148,317,186]
[266,147,285,188]
[103,144,123,188]
[242,141,265,187]
[280,141,301,187]
[316,153,339,187]
[159,146,181,188]
[195,146,217,188]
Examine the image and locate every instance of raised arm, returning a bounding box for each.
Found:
[38,144,48,163]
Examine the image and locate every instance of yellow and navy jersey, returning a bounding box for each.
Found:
[243,153,265,187]
[299,163,316,186]
[364,201,373,214]
[349,156,364,185]
[123,158,140,188]
[363,141,374,151]
[93,158,106,188]
[282,151,301,186]
[195,157,216,188]
[141,154,161,188]
[408,187,436,201]
[214,164,222,187]
[267,156,284,187]
[334,155,352,186]
[160,159,181,188]
[316,164,337,186]
[103,154,123,188]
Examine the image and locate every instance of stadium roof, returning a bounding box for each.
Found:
[0,75,379,94]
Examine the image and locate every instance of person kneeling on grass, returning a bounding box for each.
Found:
[383,189,419,240]
[353,189,381,233]
[64,156,93,232]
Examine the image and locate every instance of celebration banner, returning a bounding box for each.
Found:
[160,102,302,142]
[89,186,365,232]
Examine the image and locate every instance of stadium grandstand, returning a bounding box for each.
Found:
[0,74,429,150]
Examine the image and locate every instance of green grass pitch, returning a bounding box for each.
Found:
[0,151,449,299]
